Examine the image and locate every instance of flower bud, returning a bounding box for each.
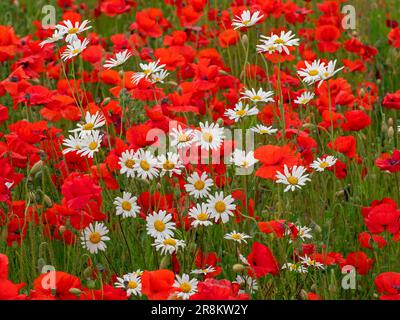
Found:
[241,34,248,47]
[232,264,245,273]
[388,118,394,126]
[30,160,43,176]
[388,126,394,139]
[159,256,171,269]
[299,289,308,300]
[43,194,53,207]
[69,288,82,296]
[102,97,111,106]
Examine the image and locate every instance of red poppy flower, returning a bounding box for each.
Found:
[362,198,400,234]
[341,110,371,131]
[382,91,400,109]
[327,135,357,158]
[375,272,400,300]
[375,150,400,173]
[0,254,27,300]
[190,278,249,300]
[254,145,301,180]
[340,252,373,275]
[358,232,387,249]
[141,269,175,300]
[388,27,400,48]
[247,242,279,278]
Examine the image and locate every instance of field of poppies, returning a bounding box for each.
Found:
[1,0,400,301]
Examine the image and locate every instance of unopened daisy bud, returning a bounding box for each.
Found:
[388,126,394,139]
[102,97,111,106]
[388,118,394,127]
[159,255,170,269]
[233,264,245,273]
[299,289,308,300]
[69,288,82,296]
[241,34,248,47]
[216,118,224,126]
[30,160,43,176]
[43,194,53,207]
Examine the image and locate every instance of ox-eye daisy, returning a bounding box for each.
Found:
[275,165,311,192]
[80,222,110,254]
[207,192,236,224]
[131,59,166,85]
[300,255,325,270]
[103,50,132,69]
[196,121,224,151]
[310,156,337,172]
[114,192,141,218]
[77,130,103,158]
[318,60,344,87]
[39,29,66,47]
[188,203,213,228]
[232,10,263,29]
[62,133,83,154]
[115,273,142,297]
[225,101,259,122]
[157,152,183,176]
[134,149,159,180]
[173,274,198,300]
[153,237,186,255]
[150,69,169,84]
[56,19,92,43]
[230,149,258,168]
[170,125,197,150]
[191,266,216,276]
[294,91,315,105]
[250,124,278,135]
[257,30,299,55]
[240,88,275,104]
[224,231,251,244]
[185,171,214,199]
[297,59,325,85]
[71,111,106,136]
[234,275,258,294]
[61,38,89,61]
[281,263,308,273]
[119,149,138,178]
[146,210,176,239]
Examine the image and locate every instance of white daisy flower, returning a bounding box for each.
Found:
[250,124,278,135]
[119,149,139,178]
[318,60,344,87]
[131,59,166,85]
[281,262,308,273]
[297,59,326,85]
[257,30,299,55]
[300,255,325,270]
[170,126,197,150]
[62,132,83,154]
[77,130,103,158]
[114,192,141,218]
[225,101,259,122]
[240,88,275,104]
[80,222,110,254]
[153,237,186,255]
[188,203,213,228]
[230,149,258,168]
[196,121,224,151]
[275,165,311,192]
[150,69,169,84]
[146,210,176,239]
[184,171,214,199]
[103,49,132,69]
[286,225,313,242]
[39,29,66,47]
[56,19,92,43]
[224,231,251,244]
[157,152,183,176]
[310,156,337,172]
[173,274,198,300]
[134,149,159,180]
[61,38,89,61]
[207,191,236,224]
[191,266,216,276]
[239,253,250,266]
[231,10,263,30]
[294,91,315,105]
[71,111,106,136]
[234,275,258,294]
[115,273,142,297]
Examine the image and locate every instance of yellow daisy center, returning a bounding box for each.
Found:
[88,141,98,150]
[274,38,285,44]
[231,233,242,240]
[121,201,132,211]
[319,161,329,169]
[202,132,214,143]
[235,109,247,117]
[287,176,299,185]
[214,200,226,213]
[163,238,176,246]
[154,220,166,232]
[140,160,150,171]
[180,282,192,293]
[252,95,261,101]
[83,123,94,130]
[127,281,137,289]
[197,213,208,221]
[308,69,319,76]
[194,180,205,190]
[89,232,101,244]
[68,27,79,34]
[72,49,80,55]
[125,159,135,169]
[163,160,175,170]
[178,134,190,142]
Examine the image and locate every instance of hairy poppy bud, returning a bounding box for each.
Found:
[86,280,96,289]
[43,194,53,207]
[299,289,308,300]
[69,288,82,296]
[388,126,394,139]
[59,225,66,234]
[216,118,224,126]
[102,97,111,106]
[241,34,248,47]
[233,264,245,273]
[30,160,43,176]
[159,256,171,269]
[83,267,93,279]
[388,118,394,126]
